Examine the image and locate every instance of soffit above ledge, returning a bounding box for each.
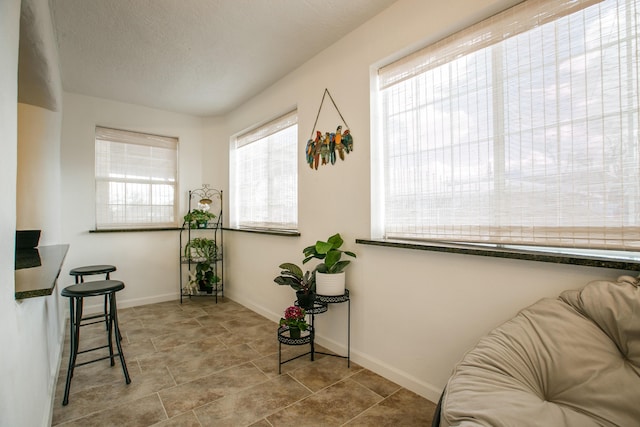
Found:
[18,0,62,112]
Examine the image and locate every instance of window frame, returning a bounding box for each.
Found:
[372,0,640,254]
[94,126,179,230]
[229,110,299,232]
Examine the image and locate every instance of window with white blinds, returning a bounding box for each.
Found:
[231,110,298,231]
[376,0,640,250]
[95,126,178,229]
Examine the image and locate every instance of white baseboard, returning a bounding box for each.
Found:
[225,291,281,323]
[46,314,70,426]
[51,291,180,419]
[80,292,180,315]
[81,290,443,403]
[119,292,181,309]
[314,333,443,402]
[228,291,443,403]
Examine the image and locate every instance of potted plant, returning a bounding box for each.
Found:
[279,305,309,339]
[274,263,316,309]
[184,237,219,293]
[183,209,216,228]
[303,233,356,296]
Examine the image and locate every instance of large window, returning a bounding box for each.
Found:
[376,0,640,251]
[230,110,298,231]
[95,126,178,229]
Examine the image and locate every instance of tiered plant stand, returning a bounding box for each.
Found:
[314,289,351,367]
[277,325,314,374]
[287,289,351,368]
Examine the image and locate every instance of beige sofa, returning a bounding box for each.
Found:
[436,276,640,426]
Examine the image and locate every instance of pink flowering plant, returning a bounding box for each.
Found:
[279,306,308,331]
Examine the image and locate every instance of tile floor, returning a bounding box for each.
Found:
[52,297,436,426]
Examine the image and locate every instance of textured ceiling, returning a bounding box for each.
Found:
[51,0,397,116]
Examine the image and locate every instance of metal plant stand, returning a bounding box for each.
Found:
[314,289,351,367]
[277,325,315,374]
[179,186,223,303]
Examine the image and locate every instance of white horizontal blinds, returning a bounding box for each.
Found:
[236,110,298,147]
[95,126,178,229]
[379,0,640,250]
[234,111,298,230]
[378,0,604,90]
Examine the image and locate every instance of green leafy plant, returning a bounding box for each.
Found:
[193,262,220,289]
[183,209,216,228]
[274,263,315,295]
[184,238,219,291]
[279,306,308,331]
[302,233,356,274]
[184,237,217,261]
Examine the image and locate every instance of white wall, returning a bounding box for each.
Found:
[0,0,23,424]
[217,0,631,402]
[7,1,632,421]
[17,103,62,244]
[202,116,229,198]
[1,1,67,426]
[59,93,213,310]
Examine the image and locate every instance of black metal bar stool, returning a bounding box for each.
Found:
[69,265,116,334]
[69,265,117,283]
[69,264,122,339]
[61,279,131,406]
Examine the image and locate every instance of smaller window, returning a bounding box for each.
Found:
[95,126,178,229]
[230,110,298,231]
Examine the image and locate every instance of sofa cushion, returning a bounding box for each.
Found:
[441,277,640,427]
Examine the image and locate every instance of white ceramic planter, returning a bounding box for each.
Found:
[315,271,346,296]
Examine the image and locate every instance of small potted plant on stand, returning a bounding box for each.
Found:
[184,237,219,294]
[183,209,216,229]
[274,263,316,309]
[303,233,356,296]
[279,306,309,339]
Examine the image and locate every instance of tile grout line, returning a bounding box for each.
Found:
[155,391,171,424]
[339,386,395,427]
[55,298,435,426]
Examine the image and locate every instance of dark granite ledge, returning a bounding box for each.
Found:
[15,244,69,300]
[90,227,179,233]
[223,227,300,237]
[356,239,640,272]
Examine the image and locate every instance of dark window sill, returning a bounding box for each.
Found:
[224,227,300,237]
[356,238,640,271]
[90,227,180,233]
